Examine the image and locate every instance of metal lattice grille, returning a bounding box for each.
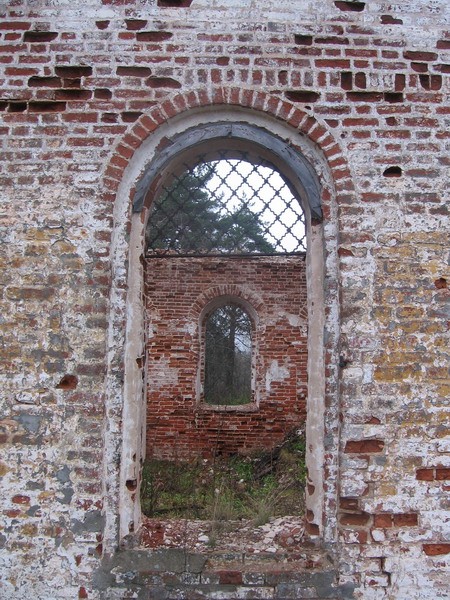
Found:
[145,151,306,256]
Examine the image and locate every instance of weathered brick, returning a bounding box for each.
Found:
[344,440,385,454]
[423,544,450,556]
[1,2,448,600]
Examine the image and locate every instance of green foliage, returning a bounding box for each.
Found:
[140,430,306,525]
[140,459,209,519]
[146,162,275,255]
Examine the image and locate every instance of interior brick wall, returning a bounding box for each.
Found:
[145,256,308,459]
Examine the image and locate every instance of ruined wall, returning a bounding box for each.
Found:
[0,0,449,598]
[145,256,308,459]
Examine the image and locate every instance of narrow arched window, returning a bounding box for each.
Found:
[204,303,252,406]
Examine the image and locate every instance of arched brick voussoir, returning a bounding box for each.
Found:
[190,284,266,320]
[103,86,351,205]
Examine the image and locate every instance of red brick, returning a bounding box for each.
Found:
[344,440,385,453]
[12,495,30,504]
[393,513,418,527]
[24,31,58,42]
[423,544,450,556]
[436,468,450,480]
[374,514,393,528]
[217,571,243,585]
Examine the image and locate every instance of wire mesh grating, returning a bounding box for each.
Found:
[145,150,306,256]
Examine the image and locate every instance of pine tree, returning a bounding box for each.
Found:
[145,163,275,254]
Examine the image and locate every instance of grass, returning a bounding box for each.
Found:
[140,429,306,525]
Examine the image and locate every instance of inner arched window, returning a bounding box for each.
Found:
[203,303,253,406]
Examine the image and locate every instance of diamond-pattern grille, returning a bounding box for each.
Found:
[145,151,306,256]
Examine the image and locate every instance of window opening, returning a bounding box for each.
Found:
[134,125,327,552]
[145,150,306,257]
[203,303,252,406]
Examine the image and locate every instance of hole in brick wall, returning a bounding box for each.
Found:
[136,31,173,42]
[0,101,8,111]
[55,89,92,100]
[285,90,320,103]
[345,439,384,453]
[56,374,78,390]
[434,277,447,289]
[384,92,403,103]
[28,76,61,87]
[419,74,442,91]
[341,72,352,90]
[334,1,365,12]
[55,66,93,78]
[102,112,118,123]
[28,101,67,112]
[157,0,193,6]
[8,102,27,112]
[146,76,181,89]
[125,19,148,30]
[24,30,58,42]
[121,111,143,122]
[381,14,403,25]
[294,34,313,46]
[116,66,152,77]
[383,166,402,177]
[126,479,137,491]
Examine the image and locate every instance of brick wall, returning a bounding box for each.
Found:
[1,0,449,598]
[145,256,307,459]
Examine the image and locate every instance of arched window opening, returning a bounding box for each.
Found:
[145,151,306,257]
[143,139,310,458]
[203,302,253,406]
[114,116,333,550]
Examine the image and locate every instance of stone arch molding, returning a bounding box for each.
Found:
[103,87,343,551]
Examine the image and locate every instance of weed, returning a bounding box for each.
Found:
[140,429,306,525]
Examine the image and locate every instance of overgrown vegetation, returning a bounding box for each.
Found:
[140,430,306,526]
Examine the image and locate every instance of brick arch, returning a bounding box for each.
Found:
[103,86,353,211]
[191,285,265,321]
[106,86,343,546]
